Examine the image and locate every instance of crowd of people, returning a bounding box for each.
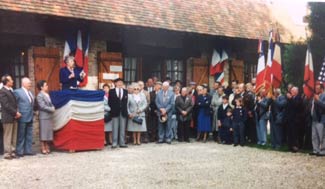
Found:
[0,59,325,160]
[101,76,325,157]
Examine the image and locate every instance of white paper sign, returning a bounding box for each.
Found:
[103,73,119,80]
[110,65,123,72]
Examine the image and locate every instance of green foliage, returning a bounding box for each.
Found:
[309,2,325,76]
[282,43,306,88]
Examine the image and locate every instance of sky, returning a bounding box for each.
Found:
[269,0,325,25]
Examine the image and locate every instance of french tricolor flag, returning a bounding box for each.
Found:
[210,49,227,83]
[75,30,83,68]
[264,30,274,93]
[79,34,89,87]
[255,39,266,93]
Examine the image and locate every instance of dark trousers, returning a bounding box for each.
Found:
[0,121,3,155]
[233,122,245,145]
[177,120,190,142]
[245,116,257,143]
[287,121,298,149]
[219,126,232,144]
[148,113,158,142]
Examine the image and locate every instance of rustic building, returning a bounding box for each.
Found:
[0,0,302,93]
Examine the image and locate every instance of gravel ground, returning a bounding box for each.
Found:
[0,141,325,189]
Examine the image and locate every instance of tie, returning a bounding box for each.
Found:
[119,88,122,100]
[27,91,33,103]
[163,92,167,103]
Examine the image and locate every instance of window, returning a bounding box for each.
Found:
[123,57,137,85]
[166,59,184,81]
[10,52,26,89]
[245,63,257,82]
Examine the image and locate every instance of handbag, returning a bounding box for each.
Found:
[132,116,143,125]
[104,112,112,123]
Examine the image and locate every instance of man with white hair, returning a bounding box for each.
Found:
[155,81,175,144]
[286,86,303,152]
[14,77,35,157]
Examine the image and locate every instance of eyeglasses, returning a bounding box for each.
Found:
[134,88,140,90]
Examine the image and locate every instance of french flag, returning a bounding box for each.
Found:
[75,30,83,68]
[271,31,282,89]
[303,47,314,99]
[210,49,221,76]
[79,34,89,87]
[255,39,266,93]
[264,30,274,93]
[61,41,71,67]
[50,90,105,151]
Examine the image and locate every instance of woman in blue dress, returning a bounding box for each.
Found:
[59,56,86,90]
[197,85,212,142]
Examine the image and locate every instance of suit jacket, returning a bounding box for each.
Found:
[271,95,287,124]
[0,87,17,123]
[127,94,147,117]
[218,104,231,124]
[314,93,325,123]
[59,67,84,90]
[155,89,174,117]
[108,88,128,118]
[14,88,35,123]
[37,92,55,120]
[255,97,272,120]
[287,94,304,123]
[175,95,193,121]
[149,91,158,115]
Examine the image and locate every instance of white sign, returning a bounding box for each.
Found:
[103,73,119,80]
[110,65,123,72]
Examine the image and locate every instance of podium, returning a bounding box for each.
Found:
[50,90,105,151]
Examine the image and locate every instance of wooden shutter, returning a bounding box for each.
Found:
[98,52,123,88]
[192,58,209,85]
[31,47,60,93]
[229,59,244,83]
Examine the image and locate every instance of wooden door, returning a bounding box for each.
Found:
[192,58,209,85]
[229,59,244,83]
[31,47,61,93]
[98,52,123,88]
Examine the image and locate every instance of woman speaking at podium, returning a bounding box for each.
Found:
[59,56,86,90]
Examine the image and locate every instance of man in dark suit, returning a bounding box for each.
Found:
[243,83,256,144]
[148,81,162,142]
[286,87,304,152]
[0,75,21,159]
[175,87,193,142]
[109,78,128,148]
[14,77,35,156]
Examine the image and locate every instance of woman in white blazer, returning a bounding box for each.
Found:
[127,83,147,145]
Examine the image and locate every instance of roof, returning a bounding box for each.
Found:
[0,0,301,43]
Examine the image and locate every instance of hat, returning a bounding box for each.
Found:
[189,81,196,85]
[155,81,163,85]
[159,114,168,123]
[114,78,124,83]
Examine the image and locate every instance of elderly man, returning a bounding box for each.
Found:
[0,75,21,159]
[155,81,175,144]
[243,83,257,143]
[270,88,287,149]
[310,83,325,156]
[175,87,193,142]
[145,78,154,93]
[286,86,303,152]
[109,78,128,148]
[14,77,35,157]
